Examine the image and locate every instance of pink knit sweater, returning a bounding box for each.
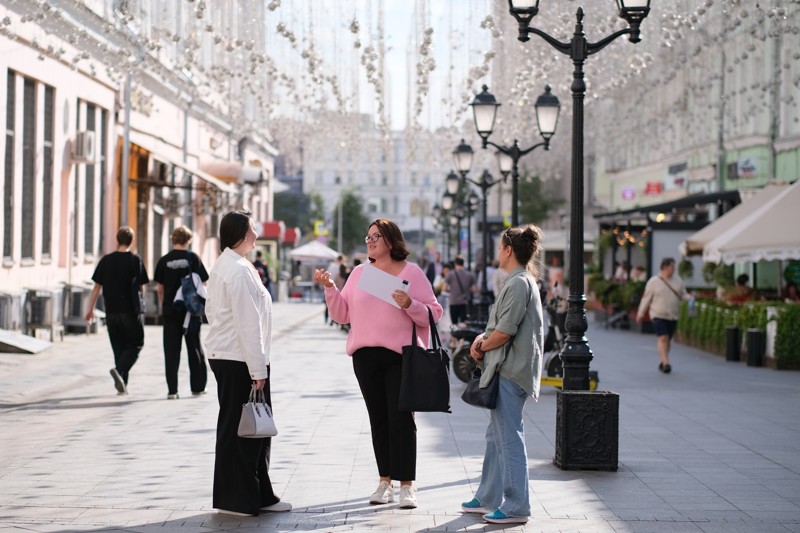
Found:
[324,262,444,356]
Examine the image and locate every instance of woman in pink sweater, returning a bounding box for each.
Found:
[313,219,443,509]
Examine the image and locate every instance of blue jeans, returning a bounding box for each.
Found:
[474,377,531,517]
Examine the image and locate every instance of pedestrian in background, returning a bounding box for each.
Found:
[461,225,544,525]
[154,226,209,400]
[85,226,149,395]
[445,256,477,326]
[637,257,691,374]
[425,251,442,288]
[205,210,291,517]
[252,250,273,297]
[313,218,443,509]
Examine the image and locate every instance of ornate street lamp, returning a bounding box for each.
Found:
[506,0,651,471]
[445,171,461,196]
[453,140,474,177]
[470,85,560,227]
[450,140,503,320]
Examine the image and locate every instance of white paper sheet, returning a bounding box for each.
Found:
[357,264,410,308]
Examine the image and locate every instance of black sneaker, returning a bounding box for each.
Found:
[110,368,127,394]
[663,364,672,374]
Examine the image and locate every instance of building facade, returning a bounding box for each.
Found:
[0,0,278,333]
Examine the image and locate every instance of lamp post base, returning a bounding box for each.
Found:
[554,390,619,471]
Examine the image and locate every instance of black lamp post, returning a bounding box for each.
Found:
[465,191,480,269]
[470,85,561,227]
[452,139,502,319]
[431,203,449,263]
[507,0,651,471]
[508,0,650,392]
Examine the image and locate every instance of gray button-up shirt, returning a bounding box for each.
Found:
[480,267,544,399]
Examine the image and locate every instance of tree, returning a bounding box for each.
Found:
[306,191,327,236]
[330,189,370,256]
[273,191,310,230]
[518,170,566,225]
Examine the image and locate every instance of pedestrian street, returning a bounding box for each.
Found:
[0,302,799,532]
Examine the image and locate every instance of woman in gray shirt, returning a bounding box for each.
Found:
[460,225,545,525]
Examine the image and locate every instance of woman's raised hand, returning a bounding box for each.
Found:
[313,268,334,288]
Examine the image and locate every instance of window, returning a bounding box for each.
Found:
[42,85,54,258]
[21,78,35,259]
[84,104,96,255]
[3,71,14,259]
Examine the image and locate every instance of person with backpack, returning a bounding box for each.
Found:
[155,226,210,399]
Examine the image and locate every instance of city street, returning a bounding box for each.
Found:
[1,302,799,532]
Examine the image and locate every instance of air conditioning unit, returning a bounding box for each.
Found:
[72,131,96,164]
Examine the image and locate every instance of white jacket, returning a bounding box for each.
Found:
[205,248,272,379]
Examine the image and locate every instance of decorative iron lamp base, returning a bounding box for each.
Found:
[554,390,619,471]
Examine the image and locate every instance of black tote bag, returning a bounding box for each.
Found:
[398,307,451,413]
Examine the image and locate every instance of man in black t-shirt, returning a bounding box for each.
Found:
[86,226,149,395]
[154,226,209,399]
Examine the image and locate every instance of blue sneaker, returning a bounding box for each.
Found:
[461,497,490,514]
[483,509,529,524]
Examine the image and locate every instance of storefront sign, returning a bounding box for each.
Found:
[737,157,757,179]
[665,162,687,191]
[644,182,663,195]
[621,187,636,201]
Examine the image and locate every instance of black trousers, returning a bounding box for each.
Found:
[209,359,279,515]
[162,312,207,394]
[352,347,417,481]
[105,312,144,384]
[449,303,467,325]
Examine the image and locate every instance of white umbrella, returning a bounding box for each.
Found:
[287,240,340,262]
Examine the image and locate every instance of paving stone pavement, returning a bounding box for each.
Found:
[0,302,799,533]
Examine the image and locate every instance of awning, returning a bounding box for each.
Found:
[594,190,741,222]
[128,131,234,194]
[679,185,787,256]
[283,227,300,245]
[201,161,290,193]
[260,221,285,240]
[169,158,234,195]
[702,180,800,264]
[540,229,595,252]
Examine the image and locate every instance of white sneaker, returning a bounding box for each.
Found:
[261,500,292,512]
[216,509,254,517]
[369,480,394,504]
[399,485,417,509]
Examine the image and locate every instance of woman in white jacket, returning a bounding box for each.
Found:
[205,210,291,517]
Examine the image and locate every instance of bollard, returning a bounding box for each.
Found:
[726,326,741,362]
[746,328,763,367]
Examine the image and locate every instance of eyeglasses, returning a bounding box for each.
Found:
[364,233,383,244]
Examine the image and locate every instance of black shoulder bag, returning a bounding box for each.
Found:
[398,307,451,413]
[461,276,533,409]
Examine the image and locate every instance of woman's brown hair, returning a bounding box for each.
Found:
[369,219,409,262]
[502,224,543,278]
